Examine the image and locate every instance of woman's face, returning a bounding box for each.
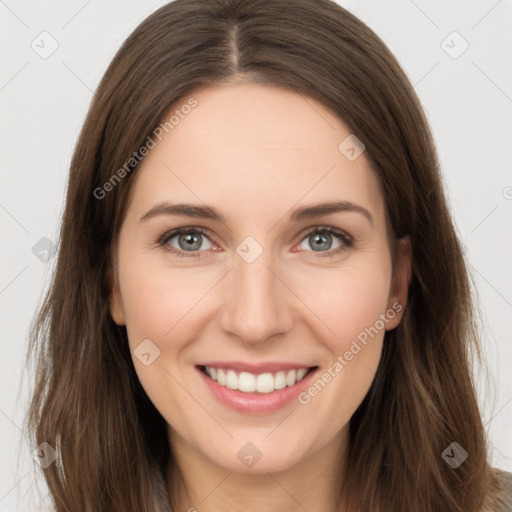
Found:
[109,83,410,474]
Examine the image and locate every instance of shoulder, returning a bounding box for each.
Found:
[497,470,512,512]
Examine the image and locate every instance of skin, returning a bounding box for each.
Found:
[109,82,411,512]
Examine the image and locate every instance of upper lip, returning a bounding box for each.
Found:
[197,361,317,374]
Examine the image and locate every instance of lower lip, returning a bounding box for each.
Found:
[196,366,318,414]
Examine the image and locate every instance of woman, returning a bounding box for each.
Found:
[25,0,512,510]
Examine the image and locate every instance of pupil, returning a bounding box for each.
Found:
[180,232,201,251]
[311,233,331,251]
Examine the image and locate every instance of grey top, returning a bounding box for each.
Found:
[499,471,512,511]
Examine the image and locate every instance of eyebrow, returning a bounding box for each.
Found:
[140,200,373,227]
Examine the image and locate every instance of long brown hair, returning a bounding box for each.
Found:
[25,0,508,510]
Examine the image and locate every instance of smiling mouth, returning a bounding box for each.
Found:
[198,365,318,394]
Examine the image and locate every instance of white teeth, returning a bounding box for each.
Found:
[286,370,297,386]
[256,373,274,394]
[239,372,256,392]
[296,368,308,380]
[225,370,238,390]
[203,366,312,393]
[274,371,287,390]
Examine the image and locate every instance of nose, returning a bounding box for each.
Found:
[219,245,294,346]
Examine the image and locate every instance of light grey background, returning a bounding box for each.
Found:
[1,1,511,510]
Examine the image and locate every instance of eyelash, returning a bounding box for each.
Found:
[155,226,354,259]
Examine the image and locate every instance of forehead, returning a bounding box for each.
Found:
[124,83,386,228]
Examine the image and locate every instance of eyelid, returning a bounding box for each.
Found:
[299,225,353,243]
[156,226,215,247]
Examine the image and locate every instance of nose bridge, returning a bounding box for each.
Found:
[219,237,292,344]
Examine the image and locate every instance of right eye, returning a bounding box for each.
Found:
[157,227,217,258]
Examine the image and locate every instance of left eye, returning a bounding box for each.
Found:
[296,227,353,255]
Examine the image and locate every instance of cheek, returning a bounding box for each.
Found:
[119,255,212,347]
[295,258,392,351]
[117,253,207,416]
[295,265,391,423]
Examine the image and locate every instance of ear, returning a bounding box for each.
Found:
[385,235,412,330]
[106,266,126,326]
